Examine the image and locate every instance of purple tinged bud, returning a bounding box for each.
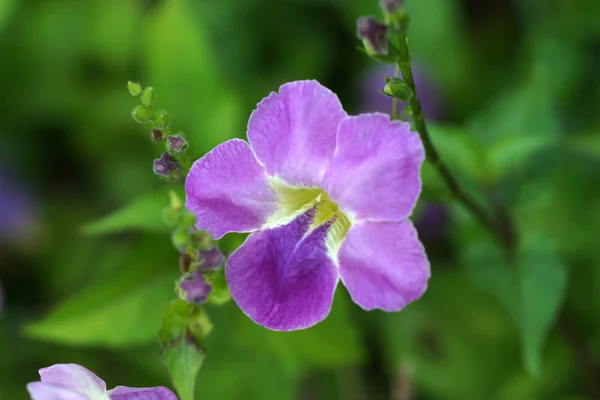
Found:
[198,247,224,270]
[357,17,388,55]
[167,135,187,153]
[151,128,164,142]
[153,152,179,177]
[381,0,403,13]
[179,271,212,304]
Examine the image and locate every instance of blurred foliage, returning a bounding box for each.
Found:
[1,0,600,399]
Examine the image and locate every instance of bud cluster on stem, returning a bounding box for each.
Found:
[127,81,190,181]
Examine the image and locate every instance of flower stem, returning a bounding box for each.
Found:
[391,64,400,120]
[393,33,512,253]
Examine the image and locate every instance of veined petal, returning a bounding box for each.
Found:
[226,210,338,331]
[185,139,278,239]
[108,386,177,400]
[38,364,107,400]
[339,220,430,311]
[323,113,424,221]
[27,382,90,400]
[247,80,347,187]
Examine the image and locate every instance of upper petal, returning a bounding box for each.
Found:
[323,113,425,221]
[185,139,278,239]
[338,220,430,311]
[226,210,339,331]
[27,382,90,400]
[38,364,107,399]
[108,386,177,400]
[247,80,347,187]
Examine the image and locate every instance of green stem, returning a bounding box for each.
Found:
[391,64,400,120]
[394,32,511,252]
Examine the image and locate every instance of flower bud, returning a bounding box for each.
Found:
[131,105,153,124]
[198,247,224,270]
[141,86,158,106]
[169,190,183,212]
[167,134,187,153]
[127,81,142,96]
[153,152,179,177]
[380,0,403,14]
[180,212,197,231]
[162,206,180,226]
[151,128,164,142]
[178,271,212,304]
[357,17,388,56]
[382,77,413,102]
[152,110,171,130]
[172,228,190,249]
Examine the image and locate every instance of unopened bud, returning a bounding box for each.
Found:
[141,86,157,106]
[178,271,212,304]
[198,247,225,270]
[152,110,171,129]
[383,77,413,102]
[153,152,179,177]
[180,213,197,231]
[169,190,183,212]
[131,105,153,124]
[357,17,388,55]
[162,207,180,226]
[127,81,142,96]
[172,228,190,249]
[167,134,187,153]
[151,128,164,142]
[380,0,403,14]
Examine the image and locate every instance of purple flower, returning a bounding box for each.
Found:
[185,80,430,331]
[153,152,179,177]
[178,271,212,304]
[27,363,176,400]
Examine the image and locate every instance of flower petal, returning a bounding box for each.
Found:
[27,382,89,400]
[108,386,177,400]
[247,80,347,187]
[185,139,278,239]
[39,364,106,399]
[226,210,338,331]
[323,113,424,221]
[338,220,430,311]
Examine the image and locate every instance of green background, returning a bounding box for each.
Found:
[1,0,600,399]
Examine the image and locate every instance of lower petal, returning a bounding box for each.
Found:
[338,220,430,311]
[27,382,89,400]
[108,386,177,400]
[226,210,339,331]
[39,364,107,399]
[185,139,278,239]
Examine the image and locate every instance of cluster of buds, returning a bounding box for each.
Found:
[127,82,189,181]
[162,191,228,306]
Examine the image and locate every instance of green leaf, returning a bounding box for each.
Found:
[461,228,567,376]
[487,135,555,179]
[82,188,182,235]
[143,0,243,157]
[24,237,177,346]
[159,300,213,400]
[235,291,365,368]
[518,238,567,375]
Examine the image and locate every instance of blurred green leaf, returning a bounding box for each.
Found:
[159,300,213,400]
[82,188,182,235]
[235,291,364,369]
[24,237,177,346]
[487,135,555,179]
[518,238,567,375]
[0,0,16,32]
[462,228,567,376]
[143,0,243,157]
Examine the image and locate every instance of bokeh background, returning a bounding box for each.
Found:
[1,0,600,399]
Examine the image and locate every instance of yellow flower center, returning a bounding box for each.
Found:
[267,178,352,255]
